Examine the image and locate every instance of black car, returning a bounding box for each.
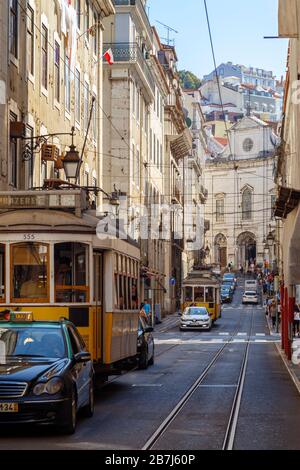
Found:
[0,312,94,434]
[137,318,155,369]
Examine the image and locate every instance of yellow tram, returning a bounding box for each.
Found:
[182,268,221,322]
[0,190,140,377]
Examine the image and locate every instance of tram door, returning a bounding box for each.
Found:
[93,252,103,361]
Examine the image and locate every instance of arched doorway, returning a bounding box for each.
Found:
[214,234,227,269]
[237,232,257,269]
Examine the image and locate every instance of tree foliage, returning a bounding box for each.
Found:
[178,70,202,90]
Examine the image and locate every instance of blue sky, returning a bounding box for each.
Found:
[147,0,288,80]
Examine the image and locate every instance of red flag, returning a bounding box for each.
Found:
[103,48,114,65]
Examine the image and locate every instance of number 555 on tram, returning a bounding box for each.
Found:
[0,190,141,378]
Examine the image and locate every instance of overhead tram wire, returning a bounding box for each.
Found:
[204,0,240,258]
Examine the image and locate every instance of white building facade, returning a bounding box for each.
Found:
[205,116,277,270]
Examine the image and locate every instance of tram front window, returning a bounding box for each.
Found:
[194,287,205,302]
[55,243,89,303]
[184,287,193,302]
[12,243,49,302]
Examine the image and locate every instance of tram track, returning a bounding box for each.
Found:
[142,307,254,451]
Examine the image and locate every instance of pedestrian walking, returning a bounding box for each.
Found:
[294,304,300,337]
[269,300,277,329]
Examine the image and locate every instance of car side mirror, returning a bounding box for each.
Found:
[144,326,154,333]
[74,351,91,363]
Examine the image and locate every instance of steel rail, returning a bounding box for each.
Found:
[142,308,246,450]
[222,308,255,450]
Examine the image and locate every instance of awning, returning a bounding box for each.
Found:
[274,186,300,218]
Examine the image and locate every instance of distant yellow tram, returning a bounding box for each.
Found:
[182,268,221,322]
[0,190,140,378]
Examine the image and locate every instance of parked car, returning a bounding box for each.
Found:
[222,281,235,293]
[221,286,233,303]
[137,318,154,369]
[180,307,213,331]
[0,311,94,434]
[242,291,259,305]
[223,273,237,289]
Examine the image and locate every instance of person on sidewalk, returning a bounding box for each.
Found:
[294,304,300,337]
[269,300,277,329]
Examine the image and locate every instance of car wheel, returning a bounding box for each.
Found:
[138,346,148,370]
[148,346,154,366]
[82,381,95,418]
[62,387,77,435]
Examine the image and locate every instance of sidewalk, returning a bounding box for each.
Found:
[154,312,180,333]
[266,313,300,395]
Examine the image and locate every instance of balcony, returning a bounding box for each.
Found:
[103,43,155,100]
[113,0,153,42]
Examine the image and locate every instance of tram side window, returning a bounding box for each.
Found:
[205,287,214,303]
[114,255,139,311]
[184,287,193,302]
[12,243,49,302]
[55,243,89,303]
[0,245,5,302]
[194,287,205,302]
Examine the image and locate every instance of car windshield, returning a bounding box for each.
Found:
[0,326,66,360]
[185,308,208,316]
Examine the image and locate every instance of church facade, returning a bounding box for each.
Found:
[204,116,277,270]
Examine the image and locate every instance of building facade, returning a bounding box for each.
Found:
[275,0,300,298]
[205,116,277,270]
[2,0,115,196]
[203,61,276,90]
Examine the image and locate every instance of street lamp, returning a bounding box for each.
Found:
[63,128,81,182]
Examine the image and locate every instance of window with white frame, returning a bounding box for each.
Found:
[242,188,252,220]
[65,53,71,112]
[75,69,81,123]
[10,112,18,188]
[84,81,89,131]
[27,5,34,75]
[216,196,225,222]
[9,0,18,59]
[54,41,60,102]
[41,24,48,90]
[25,124,34,189]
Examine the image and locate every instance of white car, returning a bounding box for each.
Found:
[242,291,258,304]
[180,307,213,331]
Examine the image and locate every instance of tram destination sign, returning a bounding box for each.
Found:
[0,195,40,208]
[0,191,85,214]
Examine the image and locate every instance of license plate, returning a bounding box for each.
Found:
[0,403,19,413]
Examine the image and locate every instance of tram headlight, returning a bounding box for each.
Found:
[33,378,64,396]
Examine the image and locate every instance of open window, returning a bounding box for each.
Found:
[11,243,49,303]
[54,243,89,303]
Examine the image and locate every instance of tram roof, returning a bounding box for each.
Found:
[0,209,99,232]
[0,209,140,258]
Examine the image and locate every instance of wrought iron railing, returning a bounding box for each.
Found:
[103,43,155,93]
